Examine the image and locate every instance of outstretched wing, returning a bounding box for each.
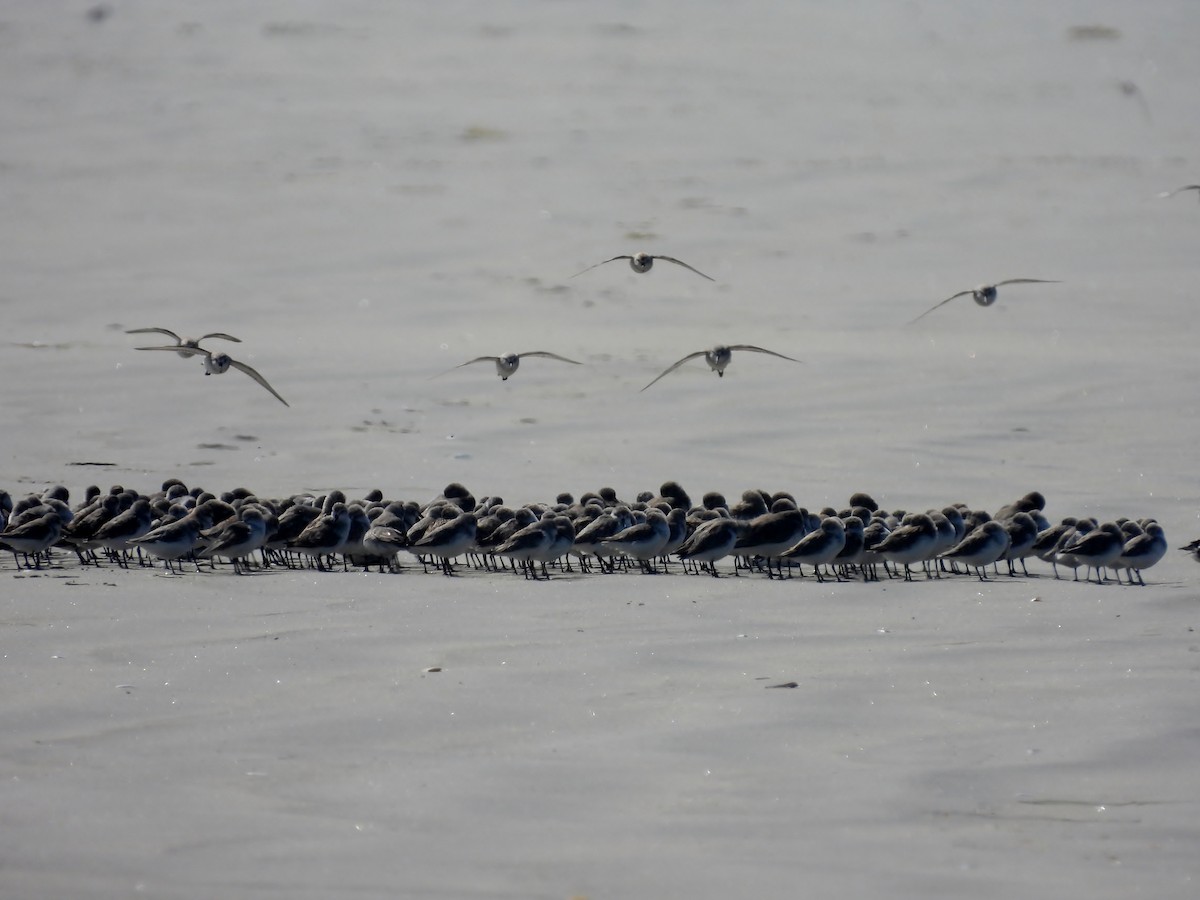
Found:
[727,345,802,363]
[518,351,583,365]
[456,356,500,368]
[136,344,208,357]
[640,350,708,392]
[908,290,973,324]
[196,332,243,344]
[992,278,1059,288]
[569,256,632,278]
[227,359,290,407]
[1160,185,1200,200]
[427,356,498,380]
[125,327,181,343]
[653,255,716,281]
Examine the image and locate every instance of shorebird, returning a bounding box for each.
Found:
[126,327,241,358]
[1000,512,1041,576]
[871,512,939,580]
[779,516,847,581]
[641,344,801,391]
[434,351,582,381]
[675,516,740,577]
[938,520,1011,581]
[734,507,809,578]
[909,279,1059,323]
[129,515,206,574]
[92,497,154,564]
[360,524,409,573]
[833,515,871,578]
[601,508,671,573]
[1112,522,1166,585]
[0,511,63,569]
[1179,537,1200,565]
[136,345,289,406]
[571,506,633,573]
[63,493,122,561]
[571,252,714,281]
[493,515,557,579]
[413,512,478,576]
[1117,80,1152,122]
[289,503,351,570]
[993,490,1047,522]
[198,507,269,574]
[1058,522,1124,583]
[1160,185,1200,202]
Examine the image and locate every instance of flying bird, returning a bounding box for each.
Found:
[641,344,801,391]
[125,327,241,358]
[908,279,1059,324]
[571,252,715,281]
[433,351,582,381]
[136,344,289,406]
[1117,80,1152,122]
[1160,185,1200,202]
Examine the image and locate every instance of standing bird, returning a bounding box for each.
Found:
[600,508,671,573]
[1059,522,1125,583]
[125,327,241,358]
[571,252,714,281]
[198,507,270,574]
[780,516,847,582]
[413,512,478,576]
[676,516,740,577]
[1113,522,1166,585]
[909,279,1059,323]
[641,344,801,391]
[135,344,289,406]
[871,512,939,580]
[434,351,582,382]
[938,520,1012,581]
[0,511,64,569]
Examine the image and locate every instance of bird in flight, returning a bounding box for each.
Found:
[641,344,801,391]
[908,279,1059,324]
[1160,185,1200,202]
[136,344,289,406]
[434,351,582,381]
[125,327,241,358]
[571,252,715,281]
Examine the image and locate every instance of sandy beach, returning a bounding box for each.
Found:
[3,2,1199,897]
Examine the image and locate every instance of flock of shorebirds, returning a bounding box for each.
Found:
[0,480,1180,585]
[10,189,1194,583]
[120,251,1093,403]
[121,184,1199,403]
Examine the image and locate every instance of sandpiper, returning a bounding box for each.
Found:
[571,252,715,281]
[909,279,1059,323]
[435,351,582,381]
[641,344,801,391]
[137,344,289,406]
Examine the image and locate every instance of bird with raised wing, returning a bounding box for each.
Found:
[137,344,289,406]
[126,327,242,358]
[641,344,801,391]
[571,251,714,281]
[434,351,582,381]
[1160,185,1200,202]
[909,279,1059,323]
